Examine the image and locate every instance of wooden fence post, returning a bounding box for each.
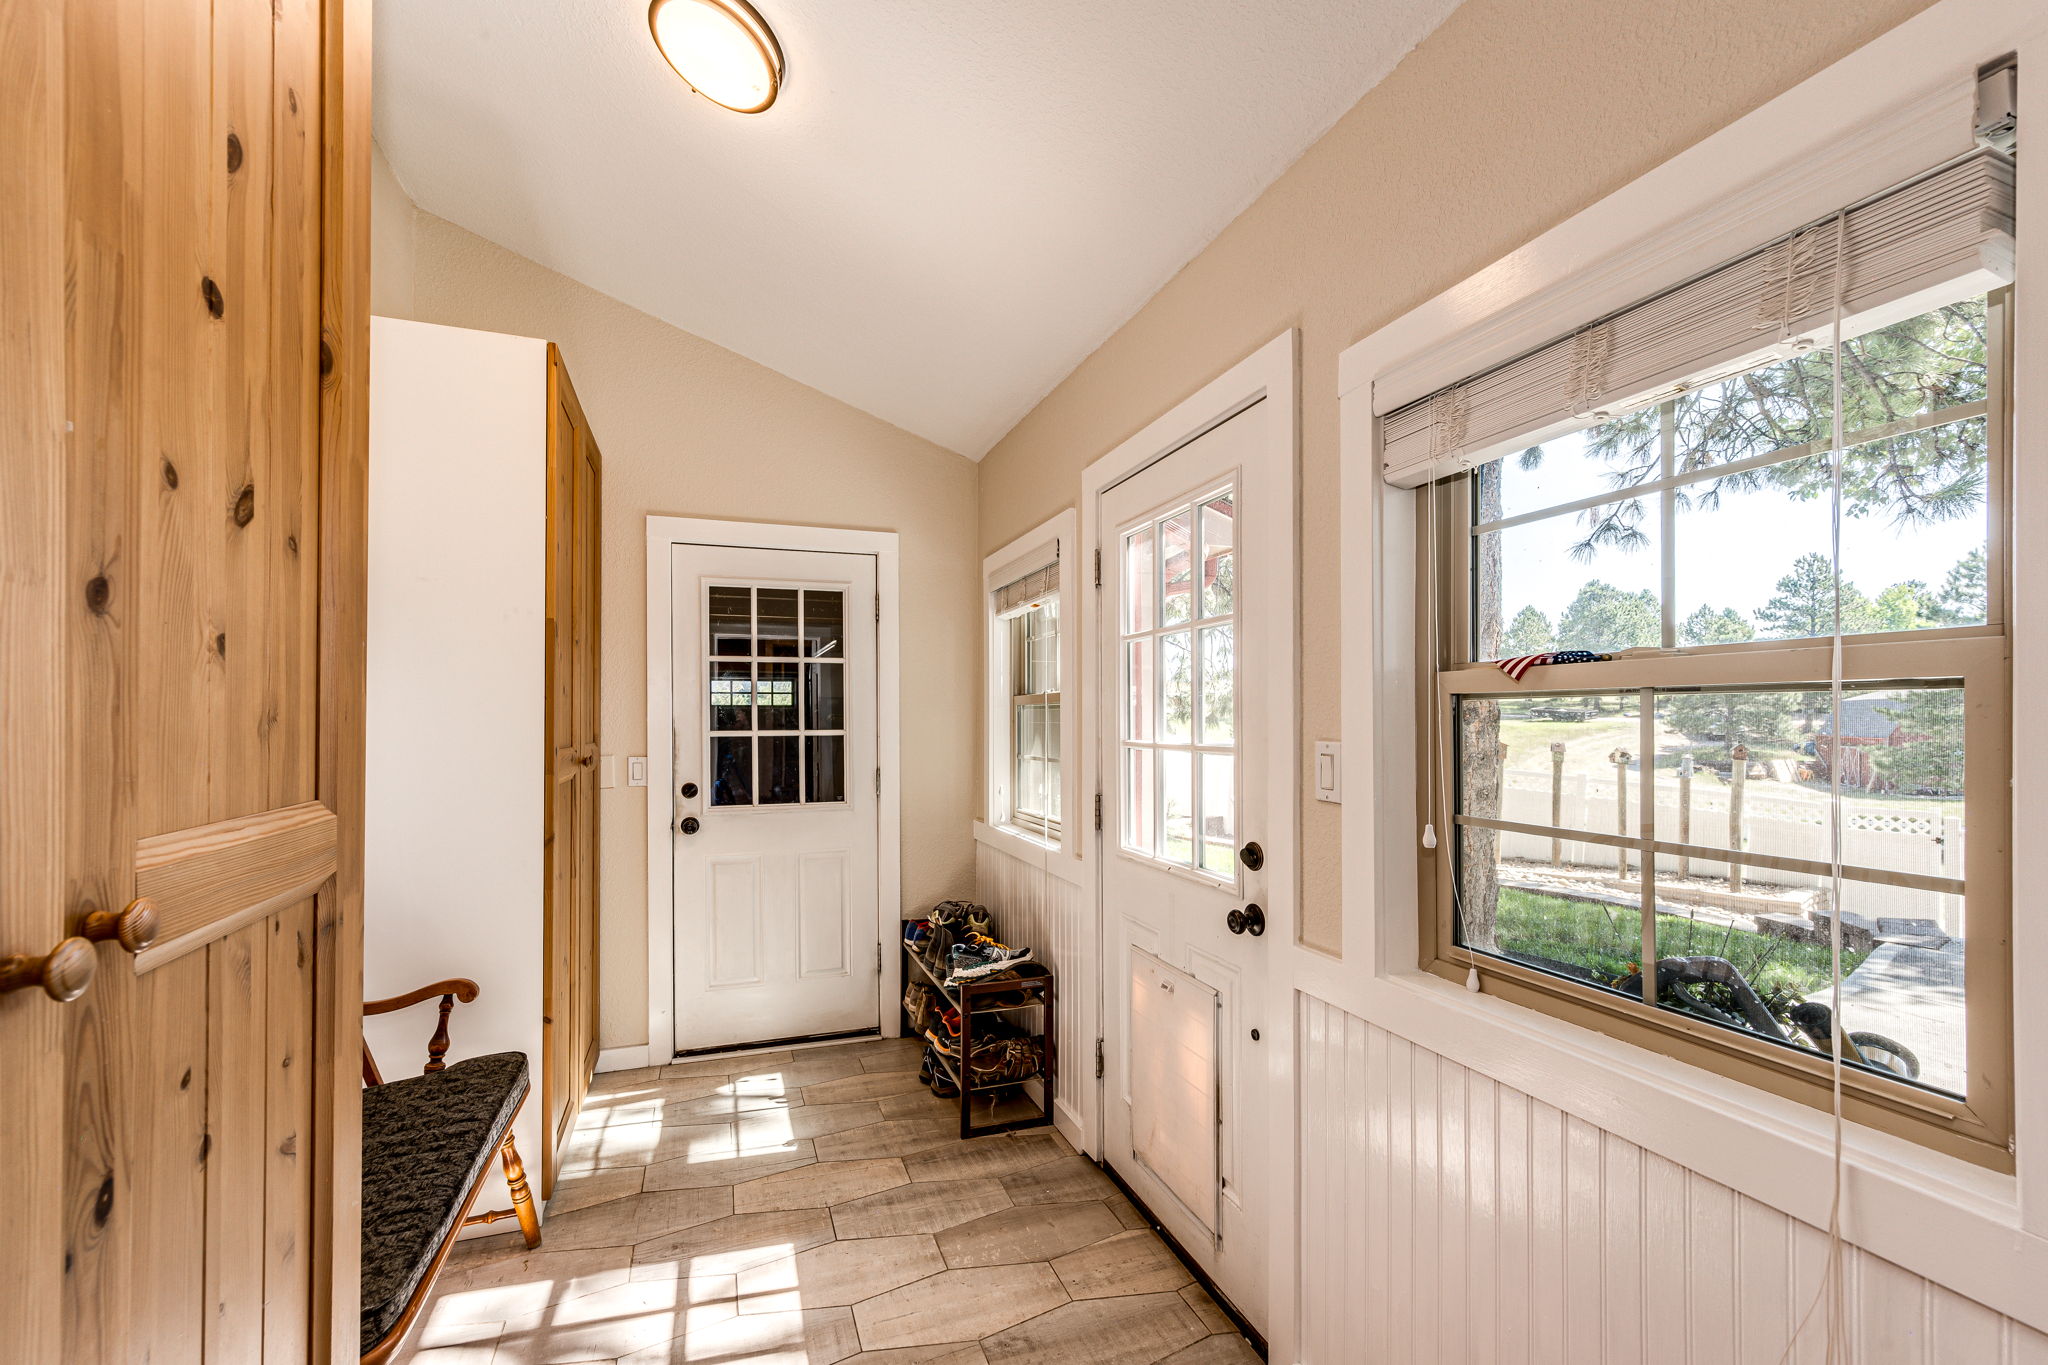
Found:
[1612,749,1631,878]
[1677,752,1693,878]
[1729,743,1748,894]
[1550,742,1566,866]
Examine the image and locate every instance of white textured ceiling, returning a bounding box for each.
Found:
[375,0,1462,457]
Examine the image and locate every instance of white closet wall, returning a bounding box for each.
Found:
[365,316,550,1225]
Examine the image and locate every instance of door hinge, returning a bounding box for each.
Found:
[1093,791,1103,832]
[1094,1037,1104,1080]
[875,767,882,797]
[877,943,883,974]
[875,594,881,624]
[1093,547,1102,588]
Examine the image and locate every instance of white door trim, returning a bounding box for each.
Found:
[645,516,903,1064]
[1077,330,1298,1365]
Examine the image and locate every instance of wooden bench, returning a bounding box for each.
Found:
[360,979,542,1363]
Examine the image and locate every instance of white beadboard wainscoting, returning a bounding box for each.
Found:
[974,823,1090,1144]
[1295,992,2048,1365]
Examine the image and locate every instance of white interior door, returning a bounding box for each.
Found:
[671,544,881,1052]
[1099,399,1280,1335]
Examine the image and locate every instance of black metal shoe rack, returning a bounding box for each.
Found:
[901,945,1056,1140]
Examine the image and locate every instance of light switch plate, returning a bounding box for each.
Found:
[1314,741,1341,803]
[628,756,649,788]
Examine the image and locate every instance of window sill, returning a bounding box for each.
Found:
[1289,952,2047,1332]
[973,820,1085,886]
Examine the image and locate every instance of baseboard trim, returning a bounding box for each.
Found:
[595,1045,652,1073]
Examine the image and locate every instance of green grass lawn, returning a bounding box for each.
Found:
[1488,887,1867,998]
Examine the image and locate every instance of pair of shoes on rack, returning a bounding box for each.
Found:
[902,981,943,1035]
[967,1033,1042,1087]
[920,1044,959,1099]
[945,933,1032,986]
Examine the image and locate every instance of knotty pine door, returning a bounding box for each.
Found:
[0,0,371,1359]
[543,346,602,1196]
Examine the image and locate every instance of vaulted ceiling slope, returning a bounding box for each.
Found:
[375,1,1462,457]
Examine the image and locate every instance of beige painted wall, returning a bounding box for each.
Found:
[372,176,979,1051]
[975,0,1939,953]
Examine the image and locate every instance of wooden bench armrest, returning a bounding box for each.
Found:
[361,978,481,1085]
[364,978,480,1016]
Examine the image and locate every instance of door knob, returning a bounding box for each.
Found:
[81,897,160,954]
[1226,904,1266,937]
[1239,841,1264,871]
[679,816,701,835]
[0,937,97,1002]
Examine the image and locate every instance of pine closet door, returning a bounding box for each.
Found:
[543,345,603,1194]
[0,0,372,1357]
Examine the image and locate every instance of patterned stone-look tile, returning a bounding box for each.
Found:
[587,1066,661,1095]
[642,1139,816,1192]
[736,1234,947,1311]
[545,1167,647,1216]
[1176,1284,1234,1336]
[584,1076,728,1122]
[978,1293,1206,1365]
[830,1178,1013,1239]
[431,1245,637,1325]
[1105,1195,1150,1231]
[852,1264,1069,1350]
[998,1156,1117,1206]
[1157,1335,1263,1365]
[467,1187,734,1258]
[813,1118,961,1162]
[841,1347,989,1365]
[662,1049,794,1080]
[1050,1230,1195,1300]
[737,1053,873,1087]
[802,1070,934,1105]
[934,1203,1123,1268]
[491,1276,739,1363]
[858,1047,927,1073]
[733,1156,910,1212]
[901,1132,1066,1183]
[631,1208,836,1277]
[618,1304,861,1365]
[877,1089,963,1123]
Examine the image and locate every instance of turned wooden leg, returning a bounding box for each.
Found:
[500,1134,542,1248]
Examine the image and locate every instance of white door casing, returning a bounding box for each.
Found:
[1096,389,1288,1337]
[656,530,896,1055]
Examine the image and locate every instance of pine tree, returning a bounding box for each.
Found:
[1680,605,1753,646]
[1869,580,1937,633]
[1556,581,1660,653]
[1933,548,1987,625]
[1873,688,1965,794]
[1503,606,1555,656]
[1754,553,1873,639]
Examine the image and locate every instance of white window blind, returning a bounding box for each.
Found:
[994,561,1058,615]
[1380,149,2016,488]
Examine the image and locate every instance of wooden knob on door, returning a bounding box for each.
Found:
[0,937,98,1002]
[81,897,160,954]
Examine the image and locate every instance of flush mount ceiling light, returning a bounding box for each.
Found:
[648,0,785,114]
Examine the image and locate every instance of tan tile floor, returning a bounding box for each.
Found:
[397,1036,1261,1365]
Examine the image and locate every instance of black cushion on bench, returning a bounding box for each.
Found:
[359,1051,529,1353]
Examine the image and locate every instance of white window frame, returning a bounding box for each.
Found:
[983,509,1078,855]
[1006,599,1062,840]
[1330,0,2048,1331]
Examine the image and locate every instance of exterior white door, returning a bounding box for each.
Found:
[1098,398,1279,1336]
[671,544,881,1051]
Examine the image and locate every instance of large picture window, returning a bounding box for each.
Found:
[1403,159,2016,1164]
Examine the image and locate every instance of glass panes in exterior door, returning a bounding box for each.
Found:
[1120,486,1239,876]
[706,585,848,806]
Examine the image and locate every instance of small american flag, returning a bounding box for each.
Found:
[1495,649,1604,682]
